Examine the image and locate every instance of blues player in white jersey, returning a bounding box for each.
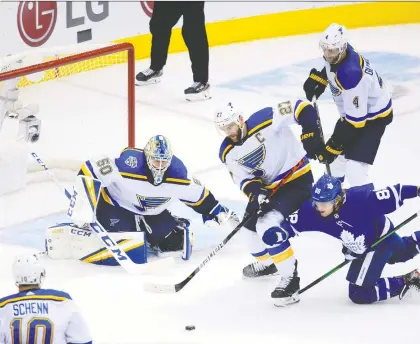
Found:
[215,100,324,306]
[0,254,92,343]
[303,23,393,186]
[45,135,238,265]
[263,174,420,305]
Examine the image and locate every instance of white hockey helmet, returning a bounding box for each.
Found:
[214,102,243,136]
[319,23,348,64]
[12,254,45,287]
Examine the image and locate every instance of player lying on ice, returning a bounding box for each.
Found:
[262,174,420,305]
[44,135,239,266]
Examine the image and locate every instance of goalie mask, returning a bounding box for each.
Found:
[144,135,173,185]
[319,23,348,64]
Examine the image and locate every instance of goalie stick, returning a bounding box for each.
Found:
[143,158,306,293]
[30,151,174,274]
[299,210,420,294]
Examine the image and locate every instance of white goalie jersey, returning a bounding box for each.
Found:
[79,148,215,216]
[219,99,312,194]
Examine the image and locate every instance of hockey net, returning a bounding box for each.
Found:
[0,42,135,194]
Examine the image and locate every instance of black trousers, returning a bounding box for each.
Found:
[149,1,209,83]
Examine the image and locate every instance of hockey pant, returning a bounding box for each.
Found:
[330,114,392,187]
[244,171,313,277]
[347,230,420,304]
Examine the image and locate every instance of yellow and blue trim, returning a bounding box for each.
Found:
[80,239,145,265]
[265,157,311,190]
[346,99,392,128]
[252,249,271,263]
[80,161,98,180]
[0,289,71,308]
[80,176,102,212]
[266,240,294,264]
[294,100,312,123]
[181,187,210,207]
[219,140,234,163]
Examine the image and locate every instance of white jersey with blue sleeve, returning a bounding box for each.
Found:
[79,148,220,217]
[0,288,92,344]
[219,99,313,196]
[325,44,392,128]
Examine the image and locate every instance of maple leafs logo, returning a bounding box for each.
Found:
[340,230,366,254]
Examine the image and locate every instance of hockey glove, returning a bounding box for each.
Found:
[300,129,324,160]
[246,187,271,215]
[317,138,343,165]
[303,67,328,101]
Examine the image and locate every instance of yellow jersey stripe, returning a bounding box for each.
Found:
[165,177,191,185]
[120,172,147,180]
[183,188,210,206]
[346,118,366,128]
[247,119,272,136]
[222,144,234,163]
[294,101,311,121]
[0,295,68,307]
[81,164,93,177]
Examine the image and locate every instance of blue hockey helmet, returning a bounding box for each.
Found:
[311,174,342,203]
[144,135,173,185]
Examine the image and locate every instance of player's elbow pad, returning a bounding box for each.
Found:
[296,104,318,131]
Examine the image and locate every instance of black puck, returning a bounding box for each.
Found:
[185,325,195,331]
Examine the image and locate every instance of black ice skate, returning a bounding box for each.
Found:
[271,261,300,307]
[135,68,163,86]
[184,82,211,101]
[243,261,278,278]
[400,269,420,299]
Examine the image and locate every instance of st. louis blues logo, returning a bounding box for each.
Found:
[329,82,341,97]
[135,195,171,211]
[238,144,266,177]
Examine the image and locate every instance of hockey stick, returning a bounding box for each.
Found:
[30,151,174,274]
[312,97,331,176]
[299,210,420,294]
[143,158,306,293]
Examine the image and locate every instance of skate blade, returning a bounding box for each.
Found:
[135,78,161,86]
[242,272,280,280]
[273,294,300,307]
[185,89,211,102]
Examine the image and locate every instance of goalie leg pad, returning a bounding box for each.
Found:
[46,223,147,265]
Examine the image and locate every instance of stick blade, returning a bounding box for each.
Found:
[143,282,177,293]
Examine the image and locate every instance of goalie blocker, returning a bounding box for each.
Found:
[45,175,193,266]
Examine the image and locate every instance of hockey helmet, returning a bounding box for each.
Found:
[319,23,348,64]
[312,174,342,203]
[144,135,173,185]
[13,254,45,287]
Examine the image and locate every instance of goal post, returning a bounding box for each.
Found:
[0,42,136,195]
